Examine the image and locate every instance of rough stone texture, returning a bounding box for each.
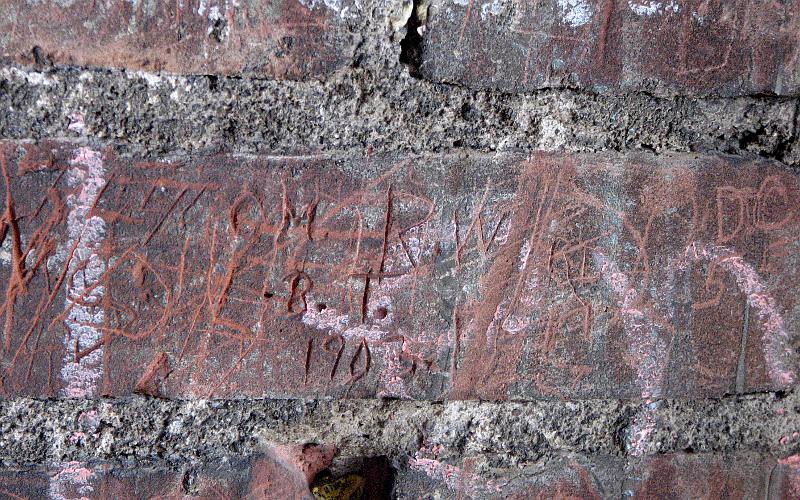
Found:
[0,455,314,498]
[0,0,799,497]
[422,0,800,96]
[1,66,799,167]
[394,452,800,498]
[0,0,409,79]
[0,142,797,401]
[2,450,796,499]
[3,0,798,97]
[0,394,797,497]
[0,394,790,467]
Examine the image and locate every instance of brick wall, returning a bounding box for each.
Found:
[0,0,798,498]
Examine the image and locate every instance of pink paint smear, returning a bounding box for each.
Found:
[593,251,668,456]
[680,241,796,387]
[48,462,96,500]
[60,147,107,398]
[409,447,503,496]
[50,148,107,499]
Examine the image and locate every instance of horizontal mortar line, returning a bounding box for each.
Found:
[3,62,800,102]
[2,66,799,119]
[0,134,796,169]
[0,452,785,476]
[0,391,793,468]
[0,136,438,162]
[0,138,436,163]
[427,75,800,102]
[0,387,791,404]
[0,135,773,164]
[2,63,798,168]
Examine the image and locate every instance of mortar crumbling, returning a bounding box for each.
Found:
[1,66,798,167]
[0,0,799,497]
[0,392,797,470]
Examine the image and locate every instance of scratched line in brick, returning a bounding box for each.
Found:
[0,142,797,400]
[424,0,800,96]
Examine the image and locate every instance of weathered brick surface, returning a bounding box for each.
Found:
[0,141,797,399]
[18,456,800,499]
[0,0,386,78]
[397,453,798,498]
[422,0,800,95]
[0,454,313,499]
[0,452,794,498]
[0,449,391,498]
[778,455,800,499]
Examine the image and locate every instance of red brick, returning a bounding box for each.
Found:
[401,453,788,498]
[0,454,312,499]
[0,451,395,499]
[633,453,774,499]
[0,452,792,498]
[422,0,800,95]
[0,0,364,78]
[778,455,800,499]
[0,141,797,399]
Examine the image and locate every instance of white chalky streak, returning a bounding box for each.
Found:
[627,0,679,16]
[557,0,594,27]
[593,251,666,456]
[60,147,107,398]
[49,463,97,500]
[49,147,107,500]
[681,242,796,387]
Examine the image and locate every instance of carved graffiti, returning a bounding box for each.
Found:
[0,143,796,399]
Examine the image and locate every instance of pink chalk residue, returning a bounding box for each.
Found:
[680,242,796,387]
[299,222,441,398]
[67,112,86,134]
[68,432,87,444]
[379,339,411,399]
[409,447,503,496]
[60,147,107,398]
[780,454,800,466]
[779,432,800,445]
[627,407,659,457]
[50,148,107,500]
[593,252,668,400]
[595,241,798,456]
[408,456,463,490]
[593,251,669,456]
[48,462,96,500]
